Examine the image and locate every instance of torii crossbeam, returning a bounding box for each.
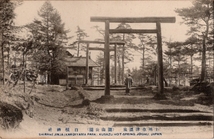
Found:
[91,16,176,99]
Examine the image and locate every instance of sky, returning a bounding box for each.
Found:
[14,0,193,70]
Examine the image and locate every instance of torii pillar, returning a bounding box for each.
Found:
[91,17,175,98]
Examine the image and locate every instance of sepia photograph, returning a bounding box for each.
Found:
[0,0,213,138]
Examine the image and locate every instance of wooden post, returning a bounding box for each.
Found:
[118,55,121,84]
[154,65,157,85]
[155,22,165,98]
[66,66,69,89]
[114,44,117,84]
[122,44,125,83]
[102,58,105,86]
[98,66,100,85]
[86,43,89,85]
[91,68,93,86]
[104,20,110,95]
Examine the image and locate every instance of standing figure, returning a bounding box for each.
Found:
[124,74,133,95]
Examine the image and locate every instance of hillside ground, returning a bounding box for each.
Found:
[0,84,213,139]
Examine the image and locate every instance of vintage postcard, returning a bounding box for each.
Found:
[0,0,213,139]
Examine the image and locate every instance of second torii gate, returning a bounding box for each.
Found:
[76,40,125,85]
[91,17,176,99]
[88,46,115,85]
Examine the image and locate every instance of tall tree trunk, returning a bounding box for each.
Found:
[23,52,25,93]
[1,32,4,85]
[201,15,210,81]
[190,44,193,79]
[169,54,172,86]
[0,12,4,85]
[7,48,10,67]
[142,45,145,81]
[190,54,193,78]
[77,40,80,57]
[201,35,206,81]
[1,43,4,85]
[212,46,214,82]
[46,14,50,84]
[213,47,214,81]
[100,63,102,85]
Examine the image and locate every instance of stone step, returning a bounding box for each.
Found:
[99,103,213,114]
[104,108,210,113]
[102,112,213,117]
[100,114,213,121]
[112,121,212,127]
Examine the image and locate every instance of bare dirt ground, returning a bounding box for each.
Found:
[0,84,213,139]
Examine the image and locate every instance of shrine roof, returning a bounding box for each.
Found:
[65,57,100,67]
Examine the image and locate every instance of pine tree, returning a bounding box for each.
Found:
[175,0,213,81]
[27,1,69,84]
[165,42,187,86]
[138,34,157,77]
[182,36,200,78]
[75,26,88,57]
[0,0,16,84]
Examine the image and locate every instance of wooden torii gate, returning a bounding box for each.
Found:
[91,17,176,99]
[71,40,125,86]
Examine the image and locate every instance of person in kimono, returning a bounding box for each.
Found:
[124,74,133,95]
